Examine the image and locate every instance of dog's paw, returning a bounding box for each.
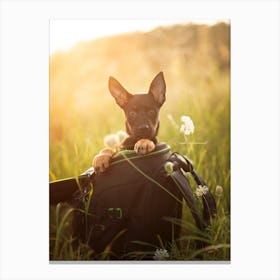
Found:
[92,148,115,173]
[134,139,155,155]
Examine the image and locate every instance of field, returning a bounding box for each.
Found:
[49,22,230,261]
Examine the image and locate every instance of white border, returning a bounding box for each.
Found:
[1,1,279,280]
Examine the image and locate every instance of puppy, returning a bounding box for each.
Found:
[93,72,166,173]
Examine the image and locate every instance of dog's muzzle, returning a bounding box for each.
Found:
[135,124,151,137]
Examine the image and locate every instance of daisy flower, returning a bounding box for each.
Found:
[195,185,209,197]
[153,249,170,260]
[180,115,195,135]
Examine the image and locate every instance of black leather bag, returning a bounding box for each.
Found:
[50,143,216,260]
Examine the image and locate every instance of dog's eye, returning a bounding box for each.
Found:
[129,111,137,118]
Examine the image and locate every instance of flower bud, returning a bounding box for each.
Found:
[215,185,223,197]
[164,161,174,175]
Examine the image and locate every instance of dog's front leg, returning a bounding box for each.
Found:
[134,139,155,155]
[92,148,116,173]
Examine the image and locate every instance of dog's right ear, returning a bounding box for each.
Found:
[108,77,132,108]
[149,72,166,107]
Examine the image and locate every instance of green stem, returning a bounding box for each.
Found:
[121,154,183,205]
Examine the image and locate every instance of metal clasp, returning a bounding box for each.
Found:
[106,207,123,219]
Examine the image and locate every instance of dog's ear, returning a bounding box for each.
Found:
[108,77,132,108]
[149,72,166,106]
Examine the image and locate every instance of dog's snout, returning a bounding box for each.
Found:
[138,124,150,133]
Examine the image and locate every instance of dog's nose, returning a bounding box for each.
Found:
[138,124,150,134]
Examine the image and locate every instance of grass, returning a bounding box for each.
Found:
[49,65,230,261]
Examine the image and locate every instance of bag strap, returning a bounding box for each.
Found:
[112,143,170,164]
[169,153,217,230]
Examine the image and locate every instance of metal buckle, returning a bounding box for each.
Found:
[106,207,123,219]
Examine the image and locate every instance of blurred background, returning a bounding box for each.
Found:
[49,20,230,190]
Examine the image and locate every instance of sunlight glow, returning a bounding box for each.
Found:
[50,19,224,54]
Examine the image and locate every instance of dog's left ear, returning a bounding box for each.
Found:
[108,76,132,108]
[149,72,166,106]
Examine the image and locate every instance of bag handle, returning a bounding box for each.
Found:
[169,153,217,230]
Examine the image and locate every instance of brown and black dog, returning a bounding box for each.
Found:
[93,72,166,173]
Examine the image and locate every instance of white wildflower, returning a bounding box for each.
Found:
[103,134,120,149]
[153,249,170,260]
[215,185,223,197]
[103,130,128,150]
[164,161,175,175]
[116,130,128,142]
[180,115,195,135]
[195,185,209,197]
